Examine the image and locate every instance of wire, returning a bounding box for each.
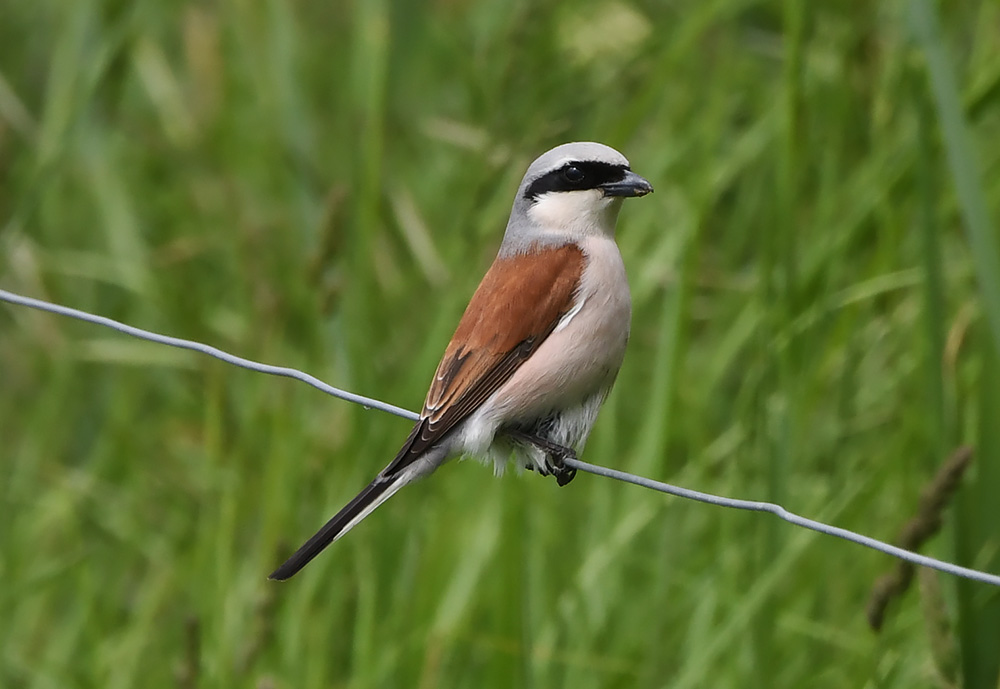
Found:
[0,289,419,422]
[568,458,999,586]
[2,287,999,587]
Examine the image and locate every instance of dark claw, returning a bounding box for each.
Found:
[547,448,577,487]
[554,464,577,487]
[507,429,577,486]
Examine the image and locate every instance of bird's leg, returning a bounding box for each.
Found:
[507,430,578,487]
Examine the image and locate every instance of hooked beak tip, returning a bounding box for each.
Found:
[601,170,653,198]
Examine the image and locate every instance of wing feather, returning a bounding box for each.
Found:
[380,244,584,477]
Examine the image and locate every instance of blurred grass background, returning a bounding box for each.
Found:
[2,0,1000,687]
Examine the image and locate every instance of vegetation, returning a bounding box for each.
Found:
[2,0,999,686]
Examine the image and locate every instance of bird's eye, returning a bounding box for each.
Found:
[562,166,585,184]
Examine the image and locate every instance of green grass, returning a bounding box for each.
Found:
[2,1,1000,687]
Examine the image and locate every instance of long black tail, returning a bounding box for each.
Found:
[268,476,399,581]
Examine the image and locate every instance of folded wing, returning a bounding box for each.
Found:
[381,243,585,476]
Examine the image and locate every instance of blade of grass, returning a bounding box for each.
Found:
[909,0,1000,360]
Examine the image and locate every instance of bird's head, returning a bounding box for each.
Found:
[507,142,652,243]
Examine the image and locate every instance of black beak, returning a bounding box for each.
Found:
[600,170,653,198]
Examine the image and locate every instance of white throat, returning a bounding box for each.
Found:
[526,190,624,240]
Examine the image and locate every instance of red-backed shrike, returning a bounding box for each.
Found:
[270,142,652,580]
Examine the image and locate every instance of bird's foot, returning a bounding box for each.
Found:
[546,446,578,487]
[509,431,578,487]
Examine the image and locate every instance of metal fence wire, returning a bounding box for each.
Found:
[2,288,998,588]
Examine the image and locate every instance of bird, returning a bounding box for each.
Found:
[269,141,652,580]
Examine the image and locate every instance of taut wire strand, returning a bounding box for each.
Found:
[2,288,999,587]
[0,289,419,422]
[567,458,999,586]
